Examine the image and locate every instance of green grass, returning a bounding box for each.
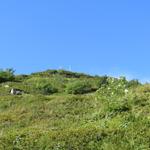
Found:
[0,69,149,149]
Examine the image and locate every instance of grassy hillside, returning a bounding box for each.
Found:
[0,69,150,150]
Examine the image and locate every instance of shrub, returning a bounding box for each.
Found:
[127,79,140,88]
[0,69,15,83]
[97,76,108,88]
[25,77,65,93]
[96,77,129,100]
[66,81,93,94]
[36,82,58,95]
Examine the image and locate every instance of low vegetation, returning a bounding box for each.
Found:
[0,69,149,150]
[65,80,93,94]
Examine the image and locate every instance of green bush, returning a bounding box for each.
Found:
[0,69,15,83]
[127,79,140,88]
[36,82,58,95]
[25,77,65,93]
[96,76,108,88]
[27,77,59,95]
[96,77,128,100]
[66,81,93,94]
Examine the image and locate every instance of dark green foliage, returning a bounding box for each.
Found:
[97,76,108,88]
[127,79,140,88]
[0,69,15,83]
[36,82,58,95]
[66,80,93,94]
[24,76,65,94]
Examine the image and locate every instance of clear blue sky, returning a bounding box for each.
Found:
[0,0,150,82]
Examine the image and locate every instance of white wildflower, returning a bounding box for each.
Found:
[4,85,9,88]
[124,89,128,94]
[118,84,121,87]
[111,78,115,83]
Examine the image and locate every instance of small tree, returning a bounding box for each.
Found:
[0,68,15,83]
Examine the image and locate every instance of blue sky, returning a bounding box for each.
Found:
[0,0,150,82]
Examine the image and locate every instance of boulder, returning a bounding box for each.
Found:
[10,88,24,95]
